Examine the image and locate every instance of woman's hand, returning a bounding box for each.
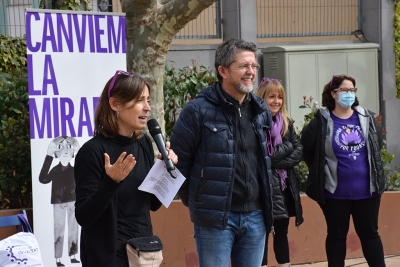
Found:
[157,141,178,164]
[104,152,136,183]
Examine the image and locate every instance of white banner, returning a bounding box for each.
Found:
[27,9,126,267]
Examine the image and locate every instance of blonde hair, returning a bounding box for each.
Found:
[256,81,290,136]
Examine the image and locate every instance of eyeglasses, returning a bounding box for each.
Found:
[232,63,260,72]
[107,70,132,99]
[333,88,357,94]
[329,75,340,90]
[258,77,282,88]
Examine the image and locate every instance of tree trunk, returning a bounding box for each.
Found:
[123,0,218,137]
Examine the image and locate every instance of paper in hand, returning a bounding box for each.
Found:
[138,159,185,208]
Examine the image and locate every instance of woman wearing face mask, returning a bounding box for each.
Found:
[301,74,386,267]
[256,78,304,267]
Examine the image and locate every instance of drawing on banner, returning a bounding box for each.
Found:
[38,136,81,267]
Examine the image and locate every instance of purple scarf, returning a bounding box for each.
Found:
[270,111,288,190]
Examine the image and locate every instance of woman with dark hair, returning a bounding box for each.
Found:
[74,70,178,266]
[256,78,303,267]
[301,74,386,267]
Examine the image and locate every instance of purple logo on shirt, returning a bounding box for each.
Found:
[334,125,365,160]
[340,128,362,146]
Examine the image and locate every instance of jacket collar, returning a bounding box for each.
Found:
[318,106,374,119]
[197,82,269,114]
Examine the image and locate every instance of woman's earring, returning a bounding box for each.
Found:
[115,111,119,118]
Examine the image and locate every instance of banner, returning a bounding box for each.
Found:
[27,9,126,267]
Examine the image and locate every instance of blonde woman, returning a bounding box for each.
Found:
[256,78,304,267]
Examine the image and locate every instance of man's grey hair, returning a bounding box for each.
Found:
[214,38,258,82]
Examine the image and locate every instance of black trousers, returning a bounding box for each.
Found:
[261,218,290,265]
[319,196,386,267]
[262,188,295,265]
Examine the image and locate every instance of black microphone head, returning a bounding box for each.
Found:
[147,119,162,137]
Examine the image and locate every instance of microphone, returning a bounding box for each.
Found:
[147,119,177,178]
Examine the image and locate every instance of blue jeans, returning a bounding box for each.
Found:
[194,209,266,267]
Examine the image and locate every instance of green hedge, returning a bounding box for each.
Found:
[0,72,31,208]
[163,61,217,139]
[0,34,27,74]
[0,35,31,209]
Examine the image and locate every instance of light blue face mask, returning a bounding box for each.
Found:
[337,92,355,108]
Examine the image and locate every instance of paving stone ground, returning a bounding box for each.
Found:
[290,254,400,267]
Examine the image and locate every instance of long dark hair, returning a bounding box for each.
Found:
[94,72,151,139]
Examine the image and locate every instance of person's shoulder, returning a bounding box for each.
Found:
[354,105,375,116]
[317,107,329,117]
[192,85,217,103]
[288,119,295,128]
[250,92,267,107]
[251,92,265,103]
[303,109,324,130]
[78,135,108,155]
[82,134,106,145]
[181,86,217,114]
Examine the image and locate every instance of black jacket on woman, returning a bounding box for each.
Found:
[271,120,304,227]
[301,106,385,204]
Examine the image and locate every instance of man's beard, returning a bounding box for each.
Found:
[231,77,254,94]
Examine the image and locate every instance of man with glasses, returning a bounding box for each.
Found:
[170,38,273,267]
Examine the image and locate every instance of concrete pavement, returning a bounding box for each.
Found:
[291,254,400,267]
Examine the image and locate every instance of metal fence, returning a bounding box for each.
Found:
[256,0,360,37]
[0,0,221,38]
[174,1,221,39]
[1,0,37,37]
[1,0,359,39]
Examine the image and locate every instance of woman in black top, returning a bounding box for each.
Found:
[74,70,178,266]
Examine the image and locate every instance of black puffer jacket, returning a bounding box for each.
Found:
[301,106,385,204]
[271,120,304,227]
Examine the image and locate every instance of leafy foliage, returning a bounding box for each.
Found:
[294,96,400,192]
[381,146,400,191]
[0,72,32,208]
[294,161,308,193]
[0,35,31,208]
[296,95,318,134]
[0,35,27,74]
[39,0,91,11]
[163,61,217,139]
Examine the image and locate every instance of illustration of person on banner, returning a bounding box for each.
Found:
[39,136,81,267]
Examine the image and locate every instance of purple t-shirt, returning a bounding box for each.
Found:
[324,111,373,200]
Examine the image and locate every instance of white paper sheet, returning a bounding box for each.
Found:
[138,159,186,208]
